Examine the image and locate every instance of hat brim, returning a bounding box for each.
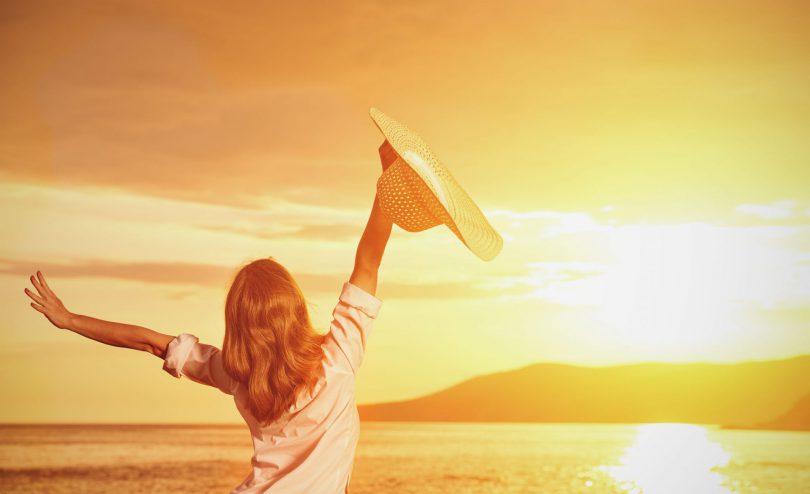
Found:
[370,107,503,261]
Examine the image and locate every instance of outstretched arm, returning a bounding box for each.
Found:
[25,271,174,358]
[349,141,396,296]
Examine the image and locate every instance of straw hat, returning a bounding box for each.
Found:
[370,107,503,261]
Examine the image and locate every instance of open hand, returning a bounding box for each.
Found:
[25,271,73,330]
[378,140,399,171]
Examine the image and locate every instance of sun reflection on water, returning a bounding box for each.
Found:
[603,423,734,494]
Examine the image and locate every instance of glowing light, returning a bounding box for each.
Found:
[604,423,733,494]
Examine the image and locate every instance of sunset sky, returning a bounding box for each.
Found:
[1,0,808,423]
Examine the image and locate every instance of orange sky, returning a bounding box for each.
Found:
[1,1,808,423]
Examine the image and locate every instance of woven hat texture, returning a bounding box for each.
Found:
[371,107,503,261]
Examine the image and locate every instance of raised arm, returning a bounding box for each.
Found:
[25,271,174,358]
[349,141,396,296]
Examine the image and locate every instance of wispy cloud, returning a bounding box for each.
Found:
[735,200,799,220]
[489,209,609,240]
[525,262,608,283]
[1,257,525,300]
[4,2,807,222]
[197,222,363,241]
[2,257,237,289]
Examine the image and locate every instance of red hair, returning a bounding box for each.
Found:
[222,257,326,425]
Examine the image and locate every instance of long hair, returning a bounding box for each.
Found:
[222,257,326,425]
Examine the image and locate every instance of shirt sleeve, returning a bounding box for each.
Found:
[328,281,383,375]
[162,333,238,395]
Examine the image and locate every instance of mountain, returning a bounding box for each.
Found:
[358,355,810,427]
[754,393,810,431]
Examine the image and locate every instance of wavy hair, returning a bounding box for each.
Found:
[222,257,326,425]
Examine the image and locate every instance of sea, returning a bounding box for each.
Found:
[0,422,808,493]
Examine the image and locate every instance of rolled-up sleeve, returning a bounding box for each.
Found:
[328,282,383,375]
[162,333,238,395]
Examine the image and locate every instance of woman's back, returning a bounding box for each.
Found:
[162,282,383,493]
[25,144,395,493]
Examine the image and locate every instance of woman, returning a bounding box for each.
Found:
[24,141,399,493]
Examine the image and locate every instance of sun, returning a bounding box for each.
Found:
[517,221,787,361]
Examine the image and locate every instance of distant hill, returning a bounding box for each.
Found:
[359,355,810,427]
[753,393,810,431]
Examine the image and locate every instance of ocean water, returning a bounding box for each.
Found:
[0,422,808,493]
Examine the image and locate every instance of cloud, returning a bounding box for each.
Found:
[735,200,799,220]
[489,209,609,238]
[2,257,524,300]
[0,5,378,210]
[4,1,808,221]
[4,257,237,289]
[492,219,810,311]
[196,222,363,241]
[525,262,608,283]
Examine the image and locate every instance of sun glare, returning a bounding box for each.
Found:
[603,423,733,494]
[516,220,804,360]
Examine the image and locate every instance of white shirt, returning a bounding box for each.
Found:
[162,281,383,493]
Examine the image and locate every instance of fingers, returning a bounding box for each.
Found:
[36,271,55,297]
[30,302,45,313]
[29,271,56,298]
[30,274,47,298]
[24,287,45,305]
